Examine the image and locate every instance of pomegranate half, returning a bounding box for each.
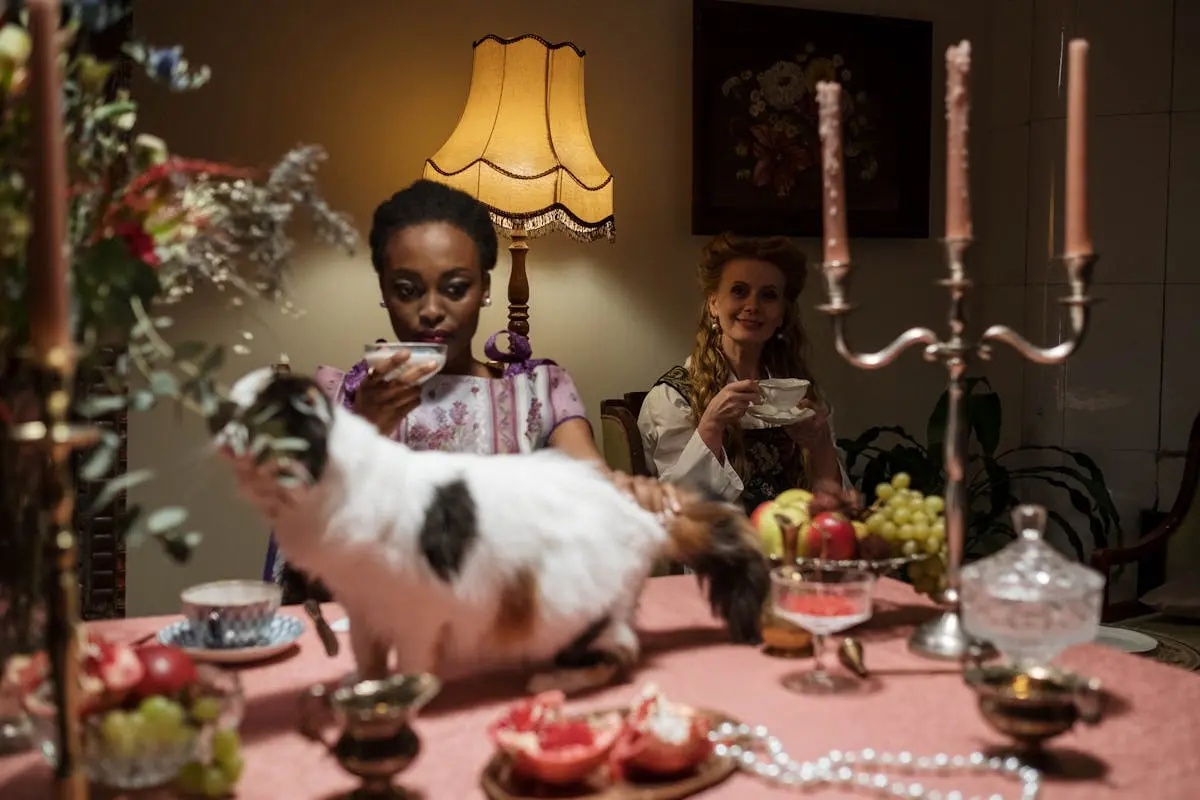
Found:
[613,683,713,777]
[489,690,623,785]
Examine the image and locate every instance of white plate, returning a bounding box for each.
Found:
[157,614,305,664]
[746,405,816,427]
[1094,625,1158,654]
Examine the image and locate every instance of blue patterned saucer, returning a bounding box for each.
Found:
[158,614,305,664]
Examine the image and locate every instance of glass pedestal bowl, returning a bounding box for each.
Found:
[961,504,1105,667]
[27,664,244,790]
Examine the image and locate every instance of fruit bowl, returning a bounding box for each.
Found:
[26,662,244,791]
[770,552,930,577]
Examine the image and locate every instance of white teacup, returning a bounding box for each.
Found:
[181,580,282,650]
[756,378,810,411]
[363,342,448,384]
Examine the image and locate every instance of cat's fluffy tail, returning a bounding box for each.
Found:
[661,491,769,644]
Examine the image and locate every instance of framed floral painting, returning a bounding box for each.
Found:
[691,0,932,238]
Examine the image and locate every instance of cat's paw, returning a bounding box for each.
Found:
[526,663,620,697]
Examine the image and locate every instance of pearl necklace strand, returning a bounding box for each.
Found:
[708,721,1041,799]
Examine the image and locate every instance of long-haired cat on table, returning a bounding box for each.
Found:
[216,368,769,694]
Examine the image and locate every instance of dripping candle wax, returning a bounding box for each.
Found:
[815,81,849,266]
[944,41,972,242]
[1065,39,1092,257]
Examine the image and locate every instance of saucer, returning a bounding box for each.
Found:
[158,614,305,664]
[747,405,815,427]
[1095,625,1157,654]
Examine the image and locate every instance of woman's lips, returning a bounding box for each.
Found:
[415,332,452,344]
[735,319,763,330]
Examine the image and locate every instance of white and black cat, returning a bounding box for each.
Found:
[215,369,769,694]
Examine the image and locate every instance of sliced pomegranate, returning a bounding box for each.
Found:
[12,630,147,719]
[613,684,713,778]
[489,691,623,785]
[2,652,48,696]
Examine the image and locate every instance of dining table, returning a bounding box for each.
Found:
[2,575,1199,799]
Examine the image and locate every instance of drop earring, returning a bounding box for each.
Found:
[710,318,719,332]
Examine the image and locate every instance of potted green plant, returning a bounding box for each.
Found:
[838,377,1120,561]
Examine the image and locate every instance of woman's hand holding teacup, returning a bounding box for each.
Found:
[354,350,438,434]
[784,399,831,448]
[699,379,761,433]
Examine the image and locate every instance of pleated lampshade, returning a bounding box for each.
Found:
[423,34,615,243]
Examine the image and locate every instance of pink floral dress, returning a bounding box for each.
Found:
[265,332,589,594]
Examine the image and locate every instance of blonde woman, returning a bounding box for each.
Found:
[638,233,848,515]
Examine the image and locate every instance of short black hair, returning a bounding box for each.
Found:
[368,179,499,275]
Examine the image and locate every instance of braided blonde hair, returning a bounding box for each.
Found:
[687,233,819,481]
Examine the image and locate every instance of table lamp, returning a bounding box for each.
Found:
[423,34,614,349]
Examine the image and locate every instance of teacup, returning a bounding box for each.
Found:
[181,580,281,650]
[756,378,810,412]
[363,342,447,384]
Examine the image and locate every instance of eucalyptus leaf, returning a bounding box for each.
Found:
[79,429,120,481]
[149,370,180,397]
[77,394,127,418]
[172,341,207,362]
[156,532,195,564]
[145,506,188,533]
[199,346,225,375]
[129,389,156,412]
[89,468,154,514]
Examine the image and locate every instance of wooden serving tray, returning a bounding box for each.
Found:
[480,707,739,800]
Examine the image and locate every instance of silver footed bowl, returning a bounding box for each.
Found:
[769,552,930,577]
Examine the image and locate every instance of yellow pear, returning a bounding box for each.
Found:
[775,488,813,510]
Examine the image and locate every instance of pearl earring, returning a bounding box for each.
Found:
[710,319,719,332]
[482,296,492,307]
[379,301,386,308]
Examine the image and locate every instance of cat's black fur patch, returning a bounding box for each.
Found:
[685,487,770,645]
[552,615,612,668]
[418,479,479,582]
[227,374,334,483]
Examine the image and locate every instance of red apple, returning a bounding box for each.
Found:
[804,512,858,560]
[132,645,198,699]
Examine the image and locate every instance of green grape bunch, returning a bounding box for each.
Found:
[862,472,948,598]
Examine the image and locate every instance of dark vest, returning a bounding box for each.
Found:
[653,366,806,515]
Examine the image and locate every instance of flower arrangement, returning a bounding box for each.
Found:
[720,45,880,199]
[0,1,358,666]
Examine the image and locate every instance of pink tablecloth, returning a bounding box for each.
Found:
[3,576,1199,799]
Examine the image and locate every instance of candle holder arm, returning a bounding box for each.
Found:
[979,253,1096,365]
[825,315,942,370]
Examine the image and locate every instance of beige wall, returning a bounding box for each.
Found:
[125,0,1198,615]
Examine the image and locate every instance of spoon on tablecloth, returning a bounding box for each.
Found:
[305,600,340,657]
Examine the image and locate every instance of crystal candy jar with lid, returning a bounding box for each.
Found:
[960,504,1105,666]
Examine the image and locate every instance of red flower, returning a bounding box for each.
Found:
[750,124,811,197]
[116,223,158,267]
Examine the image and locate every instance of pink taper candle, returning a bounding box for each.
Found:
[26,0,71,357]
[944,41,972,241]
[816,81,850,265]
[1065,39,1091,257]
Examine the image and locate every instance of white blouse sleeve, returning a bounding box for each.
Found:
[637,384,744,502]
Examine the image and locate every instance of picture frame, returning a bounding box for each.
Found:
[691,0,933,239]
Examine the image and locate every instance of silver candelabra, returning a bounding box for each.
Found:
[817,240,1098,660]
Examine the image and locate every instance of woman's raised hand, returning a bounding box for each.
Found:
[353,350,439,434]
[699,379,761,433]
